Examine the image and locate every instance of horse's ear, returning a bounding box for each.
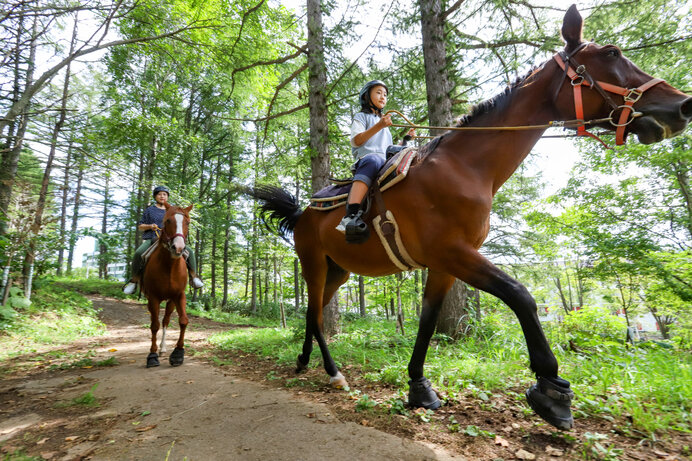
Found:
[185,204,193,213]
[561,4,584,52]
[164,202,171,210]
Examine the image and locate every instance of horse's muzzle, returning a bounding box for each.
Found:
[630,96,692,144]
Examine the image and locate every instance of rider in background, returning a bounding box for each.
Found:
[123,186,204,294]
[336,80,414,243]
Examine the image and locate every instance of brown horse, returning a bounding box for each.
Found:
[142,203,193,368]
[249,6,691,430]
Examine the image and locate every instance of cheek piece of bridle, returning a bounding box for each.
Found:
[553,41,664,147]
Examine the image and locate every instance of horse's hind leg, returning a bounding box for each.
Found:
[407,270,454,410]
[159,301,175,355]
[147,299,161,368]
[298,255,350,388]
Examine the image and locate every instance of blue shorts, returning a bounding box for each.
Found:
[352,153,385,187]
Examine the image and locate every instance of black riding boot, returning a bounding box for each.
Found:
[336,203,369,244]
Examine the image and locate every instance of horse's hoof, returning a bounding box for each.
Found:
[329,372,348,389]
[146,352,160,368]
[408,376,441,410]
[296,355,308,373]
[525,376,574,430]
[169,347,185,367]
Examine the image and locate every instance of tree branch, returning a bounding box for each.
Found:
[262,62,309,144]
[441,0,466,20]
[230,43,307,95]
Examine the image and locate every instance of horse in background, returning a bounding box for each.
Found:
[142,203,193,368]
[248,5,691,430]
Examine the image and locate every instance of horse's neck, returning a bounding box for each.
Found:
[448,65,558,195]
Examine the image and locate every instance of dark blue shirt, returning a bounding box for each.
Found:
[138,205,167,240]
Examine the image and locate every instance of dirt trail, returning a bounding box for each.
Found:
[0,297,459,461]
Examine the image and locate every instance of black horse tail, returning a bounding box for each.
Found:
[247,184,303,241]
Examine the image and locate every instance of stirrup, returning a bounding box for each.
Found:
[345,211,369,244]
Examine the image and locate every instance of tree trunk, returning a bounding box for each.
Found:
[307,0,339,337]
[66,151,84,275]
[251,223,258,314]
[358,275,366,317]
[419,0,453,137]
[294,257,300,313]
[555,276,571,313]
[99,171,110,279]
[24,14,76,284]
[436,278,469,339]
[419,0,469,337]
[211,228,217,302]
[0,14,36,237]
[56,140,73,276]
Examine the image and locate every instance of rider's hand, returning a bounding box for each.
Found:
[379,114,393,128]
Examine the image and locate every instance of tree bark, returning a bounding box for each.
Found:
[99,170,110,279]
[66,150,84,275]
[307,0,339,337]
[358,275,366,317]
[56,140,73,276]
[419,0,469,337]
[294,257,300,313]
[24,13,77,284]
[0,13,35,237]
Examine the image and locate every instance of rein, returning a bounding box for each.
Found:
[386,44,665,148]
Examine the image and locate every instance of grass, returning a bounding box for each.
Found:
[50,277,131,299]
[208,313,691,437]
[55,384,100,408]
[0,279,105,361]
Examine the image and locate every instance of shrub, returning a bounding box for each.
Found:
[561,305,626,345]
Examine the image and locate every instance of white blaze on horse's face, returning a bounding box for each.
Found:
[172,213,186,256]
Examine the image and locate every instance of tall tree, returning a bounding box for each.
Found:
[307,0,339,337]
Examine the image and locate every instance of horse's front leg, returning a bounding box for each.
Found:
[450,247,573,430]
[169,294,188,367]
[147,299,161,368]
[159,301,176,355]
[407,270,454,410]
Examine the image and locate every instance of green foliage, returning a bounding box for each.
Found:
[580,432,623,461]
[0,279,105,360]
[561,306,627,345]
[212,311,691,436]
[51,277,130,299]
[49,356,119,371]
[354,393,377,412]
[57,384,100,408]
[2,450,42,461]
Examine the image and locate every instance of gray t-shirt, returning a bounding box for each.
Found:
[350,112,393,161]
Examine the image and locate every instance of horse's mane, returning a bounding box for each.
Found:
[418,66,543,158]
[455,66,541,127]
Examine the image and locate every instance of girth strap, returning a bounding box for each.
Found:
[370,182,423,271]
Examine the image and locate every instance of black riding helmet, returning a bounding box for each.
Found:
[359,80,388,114]
[152,185,170,199]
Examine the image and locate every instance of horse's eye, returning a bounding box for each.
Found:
[606,48,620,58]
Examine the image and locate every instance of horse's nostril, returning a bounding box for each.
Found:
[681,97,692,119]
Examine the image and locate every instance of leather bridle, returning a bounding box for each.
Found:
[161,213,187,252]
[553,42,664,146]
